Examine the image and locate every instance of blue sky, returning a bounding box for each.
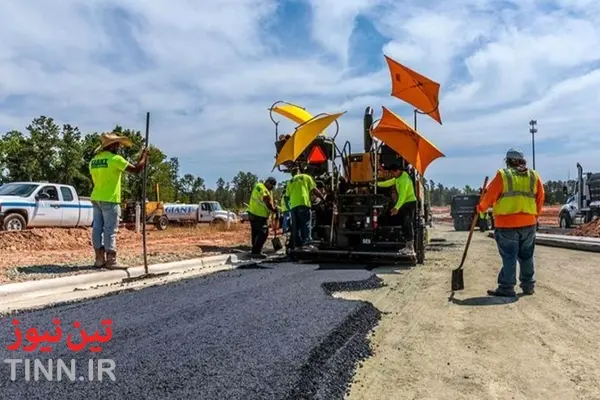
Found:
[1,0,600,188]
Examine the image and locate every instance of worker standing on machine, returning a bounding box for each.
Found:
[287,167,325,250]
[477,148,545,297]
[247,177,278,258]
[376,164,417,256]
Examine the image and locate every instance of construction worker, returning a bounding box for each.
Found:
[287,167,325,249]
[376,164,417,256]
[477,148,545,297]
[280,185,291,234]
[89,132,148,268]
[247,177,277,258]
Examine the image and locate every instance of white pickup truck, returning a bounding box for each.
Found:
[0,182,94,231]
[163,201,237,225]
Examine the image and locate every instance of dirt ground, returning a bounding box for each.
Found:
[342,224,600,400]
[0,223,255,284]
[571,218,600,237]
[432,205,561,227]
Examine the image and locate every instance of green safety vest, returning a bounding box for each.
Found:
[248,182,271,218]
[493,168,538,216]
[280,196,289,212]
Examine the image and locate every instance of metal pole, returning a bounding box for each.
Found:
[414,109,417,131]
[529,120,537,170]
[142,112,150,274]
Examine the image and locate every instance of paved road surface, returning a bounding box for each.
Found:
[0,263,381,400]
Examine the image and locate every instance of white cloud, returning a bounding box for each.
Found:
[0,0,599,189]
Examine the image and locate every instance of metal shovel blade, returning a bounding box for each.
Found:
[451,268,464,291]
[271,236,283,252]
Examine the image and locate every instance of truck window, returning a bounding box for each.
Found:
[0,183,38,197]
[201,203,210,211]
[39,186,59,201]
[60,187,74,201]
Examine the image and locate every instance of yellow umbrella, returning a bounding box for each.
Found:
[275,112,346,167]
[371,106,444,175]
[270,102,313,125]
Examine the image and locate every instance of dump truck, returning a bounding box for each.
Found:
[559,163,600,228]
[450,194,493,232]
[271,105,431,265]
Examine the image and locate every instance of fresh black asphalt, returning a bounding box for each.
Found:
[0,263,383,399]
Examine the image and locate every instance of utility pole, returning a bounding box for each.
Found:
[529,120,537,170]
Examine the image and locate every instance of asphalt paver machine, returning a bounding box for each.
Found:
[270,104,428,266]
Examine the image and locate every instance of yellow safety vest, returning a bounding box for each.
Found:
[280,196,289,212]
[248,182,271,218]
[493,168,538,216]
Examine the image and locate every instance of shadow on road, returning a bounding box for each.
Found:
[448,292,520,306]
[15,264,98,275]
[198,245,252,253]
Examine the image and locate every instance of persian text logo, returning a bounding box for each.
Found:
[4,318,116,382]
[4,359,116,382]
[6,318,113,353]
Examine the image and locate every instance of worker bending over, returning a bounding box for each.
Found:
[89,133,148,268]
[286,167,325,249]
[477,148,545,297]
[377,164,417,256]
[247,177,277,258]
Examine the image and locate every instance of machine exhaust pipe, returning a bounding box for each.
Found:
[363,106,373,152]
[577,163,584,209]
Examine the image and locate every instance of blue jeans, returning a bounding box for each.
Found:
[92,201,121,252]
[494,225,536,292]
[290,206,312,248]
[281,211,290,233]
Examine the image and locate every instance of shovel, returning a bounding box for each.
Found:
[271,215,283,252]
[451,176,489,291]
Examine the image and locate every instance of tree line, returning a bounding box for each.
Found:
[0,116,574,209]
[426,179,574,207]
[0,116,284,211]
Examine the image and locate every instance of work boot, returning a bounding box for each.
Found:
[94,248,106,268]
[487,288,517,297]
[399,241,415,256]
[521,287,535,295]
[105,251,124,269]
[250,252,267,259]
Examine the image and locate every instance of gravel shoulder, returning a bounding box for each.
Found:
[343,225,600,400]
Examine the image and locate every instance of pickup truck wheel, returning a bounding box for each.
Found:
[211,219,226,226]
[559,212,572,229]
[155,215,169,231]
[3,214,26,231]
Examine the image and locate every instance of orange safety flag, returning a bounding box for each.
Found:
[371,106,444,175]
[384,55,442,125]
[271,102,313,125]
[275,112,346,167]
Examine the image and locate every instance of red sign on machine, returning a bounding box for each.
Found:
[307,146,327,164]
